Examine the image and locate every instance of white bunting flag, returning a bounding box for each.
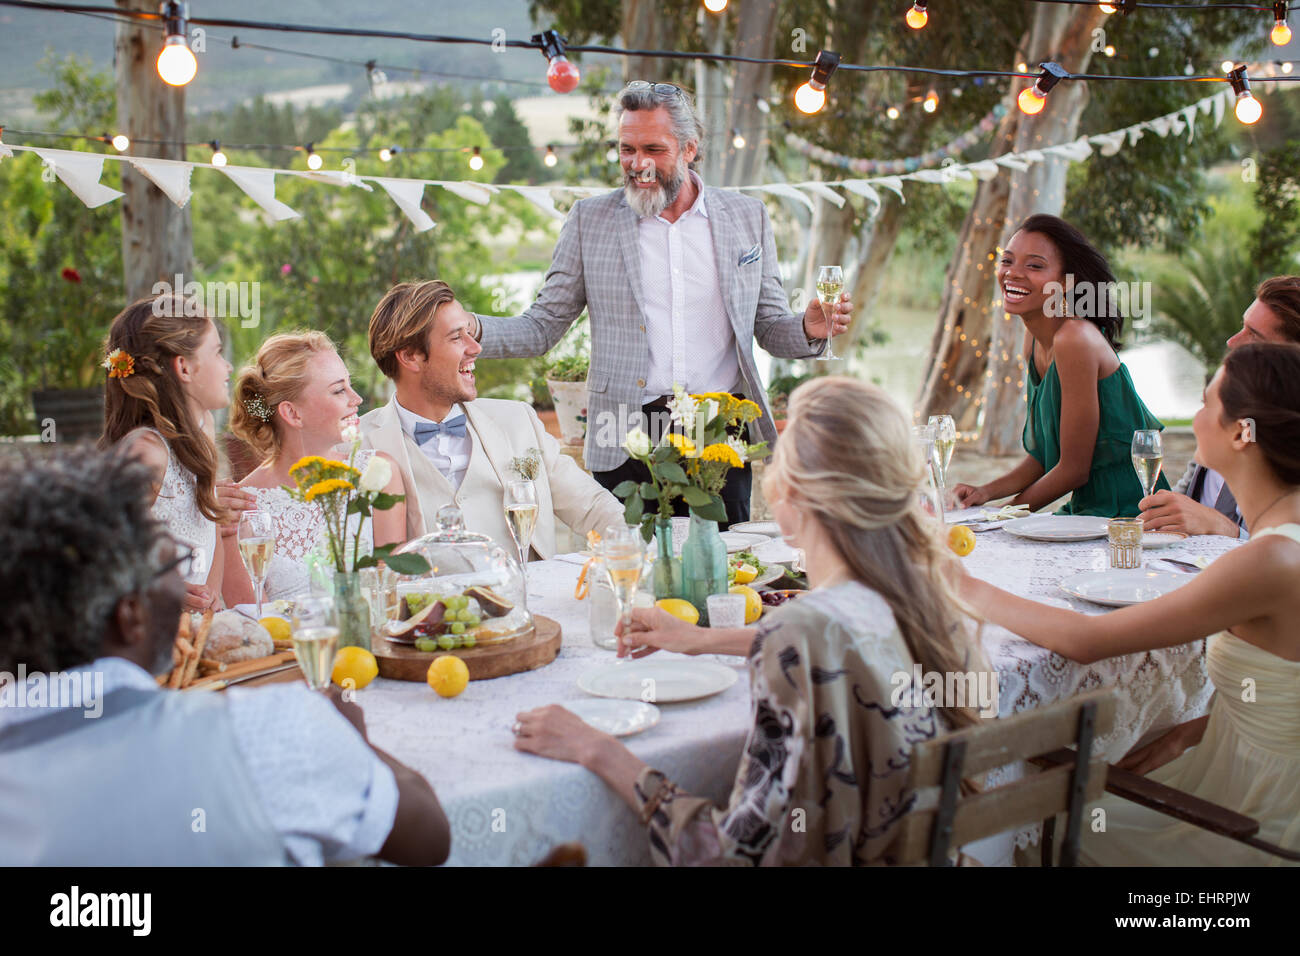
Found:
[966,161,1001,181]
[794,181,846,208]
[874,176,905,201]
[436,181,496,205]
[31,147,124,208]
[127,156,193,207]
[371,177,435,232]
[218,166,300,221]
[751,183,815,212]
[502,184,566,221]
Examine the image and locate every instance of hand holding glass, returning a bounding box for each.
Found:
[600,525,645,659]
[815,265,844,362]
[1131,430,1164,498]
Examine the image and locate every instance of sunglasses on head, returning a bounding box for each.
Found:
[626,81,684,99]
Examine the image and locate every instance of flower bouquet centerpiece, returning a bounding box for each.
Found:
[287,430,429,648]
[613,386,767,621]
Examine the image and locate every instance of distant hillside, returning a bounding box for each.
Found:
[0,0,553,116]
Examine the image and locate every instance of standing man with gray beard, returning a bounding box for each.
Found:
[465,82,852,526]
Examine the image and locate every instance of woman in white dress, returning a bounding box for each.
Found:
[961,342,1300,865]
[100,295,251,612]
[222,332,407,604]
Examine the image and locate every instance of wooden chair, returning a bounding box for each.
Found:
[893,689,1115,866]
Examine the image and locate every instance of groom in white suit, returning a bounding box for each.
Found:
[359,280,626,557]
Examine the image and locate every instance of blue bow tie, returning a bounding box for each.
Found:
[413,416,467,444]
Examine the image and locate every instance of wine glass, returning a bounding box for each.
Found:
[237,510,275,619]
[505,479,539,608]
[1131,430,1164,499]
[815,265,844,362]
[912,424,944,523]
[600,525,646,660]
[290,594,339,692]
[928,415,957,507]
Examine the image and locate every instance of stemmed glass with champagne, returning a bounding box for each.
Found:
[237,510,275,619]
[291,594,338,692]
[928,415,957,510]
[505,480,539,608]
[1131,430,1164,500]
[912,424,945,522]
[600,525,646,661]
[815,265,844,362]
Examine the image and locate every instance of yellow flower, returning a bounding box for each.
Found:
[664,433,696,456]
[701,443,743,468]
[736,399,763,423]
[289,455,327,476]
[304,478,355,502]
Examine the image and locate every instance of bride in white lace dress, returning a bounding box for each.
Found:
[962,343,1300,865]
[221,332,407,607]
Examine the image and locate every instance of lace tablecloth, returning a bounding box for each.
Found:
[358,523,1241,866]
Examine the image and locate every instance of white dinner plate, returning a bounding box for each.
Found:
[746,564,786,588]
[561,699,661,737]
[577,659,739,703]
[1059,569,1192,607]
[720,531,769,554]
[1142,532,1188,549]
[750,537,801,566]
[727,520,782,538]
[1003,515,1111,542]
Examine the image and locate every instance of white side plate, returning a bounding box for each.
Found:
[1059,569,1192,607]
[1142,532,1187,549]
[577,659,739,703]
[561,699,661,737]
[720,531,770,554]
[727,520,782,538]
[1004,515,1111,541]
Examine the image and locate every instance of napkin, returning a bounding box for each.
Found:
[552,552,592,567]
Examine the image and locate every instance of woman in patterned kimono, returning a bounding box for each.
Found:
[513,377,993,865]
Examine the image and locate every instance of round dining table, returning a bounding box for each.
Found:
[348,519,1242,866]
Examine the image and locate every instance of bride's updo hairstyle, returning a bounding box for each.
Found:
[1218,342,1300,485]
[231,331,336,462]
[762,376,987,729]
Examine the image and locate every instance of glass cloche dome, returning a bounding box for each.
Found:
[384,505,532,647]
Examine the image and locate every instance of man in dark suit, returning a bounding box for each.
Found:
[1141,276,1300,537]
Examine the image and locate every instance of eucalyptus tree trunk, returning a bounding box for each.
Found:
[620,0,662,83]
[115,0,192,303]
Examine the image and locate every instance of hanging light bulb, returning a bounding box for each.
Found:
[209,140,227,167]
[305,144,323,170]
[1228,66,1263,124]
[469,146,484,171]
[378,147,392,163]
[1017,62,1067,116]
[544,145,558,167]
[703,0,728,11]
[1184,60,1196,76]
[1283,61,1295,74]
[111,133,130,152]
[534,29,580,94]
[606,145,619,163]
[905,2,928,30]
[1222,59,1236,73]
[731,129,746,149]
[922,89,939,112]
[156,2,198,87]
[1016,61,1028,73]
[1099,2,1116,13]
[886,105,900,119]
[794,50,840,114]
[1272,2,1292,46]
[1104,45,1115,57]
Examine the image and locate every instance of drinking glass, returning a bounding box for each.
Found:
[912,424,944,523]
[1131,430,1164,499]
[600,525,646,659]
[290,594,339,691]
[505,480,539,570]
[928,414,957,506]
[1107,518,1144,569]
[237,510,275,619]
[815,265,844,361]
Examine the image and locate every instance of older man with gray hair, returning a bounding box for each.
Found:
[466,82,852,525]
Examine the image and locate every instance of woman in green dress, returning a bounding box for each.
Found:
[951,214,1168,517]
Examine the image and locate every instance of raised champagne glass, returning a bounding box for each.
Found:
[928,414,957,508]
[815,265,844,362]
[505,479,539,604]
[237,510,275,619]
[290,594,339,692]
[1131,429,1164,499]
[601,525,646,660]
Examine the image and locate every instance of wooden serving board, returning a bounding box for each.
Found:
[373,614,562,682]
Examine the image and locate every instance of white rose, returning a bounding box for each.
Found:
[358,455,392,493]
[340,422,360,445]
[623,428,652,459]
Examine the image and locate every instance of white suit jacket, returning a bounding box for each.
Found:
[359,397,626,558]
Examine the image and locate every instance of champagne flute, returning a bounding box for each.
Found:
[815,265,844,362]
[912,424,944,522]
[601,525,646,660]
[290,594,339,692]
[505,479,539,608]
[237,510,275,619]
[1131,430,1164,499]
[928,414,957,507]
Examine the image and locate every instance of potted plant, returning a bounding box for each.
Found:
[766,372,813,435]
[543,351,590,447]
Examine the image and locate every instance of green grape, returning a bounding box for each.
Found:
[466,615,481,627]
[414,637,437,652]
[461,634,476,648]
[437,634,456,651]
[450,622,466,635]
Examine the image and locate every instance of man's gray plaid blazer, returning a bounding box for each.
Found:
[473,185,825,473]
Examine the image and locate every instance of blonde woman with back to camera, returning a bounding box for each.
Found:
[512,376,993,865]
[223,332,408,606]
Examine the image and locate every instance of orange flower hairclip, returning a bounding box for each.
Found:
[103,348,135,379]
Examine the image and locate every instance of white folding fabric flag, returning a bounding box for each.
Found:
[1198,95,1215,116]
[0,142,12,160]
[966,160,1001,181]
[436,181,496,205]
[1126,125,1145,147]
[942,165,973,182]
[839,179,882,213]
[1044,139,1092,162]
[1212,89,1227,127]
[1149,116,1172,138]
[753,183,815,212]
[31,147,123,208]
[371,177,436,232]
[1090,132,1126,157]
[301,170,373,192]
[503,185,566,221]
[1181,105,1198,142]
[218,166,300,221]
[908,169,948,184]
[127,157,193,207]
[995,154,1031,171]
[794,181,846,208]
[874,176,906,201]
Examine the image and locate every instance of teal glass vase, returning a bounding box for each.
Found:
[332,570,372,651]
[680,513,727,624]
[652,516,683,602]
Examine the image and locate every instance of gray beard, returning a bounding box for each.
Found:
[624,160,687,218]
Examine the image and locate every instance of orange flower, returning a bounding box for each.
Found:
[103,349,134,379]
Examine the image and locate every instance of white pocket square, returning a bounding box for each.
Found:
[738,244,761,265]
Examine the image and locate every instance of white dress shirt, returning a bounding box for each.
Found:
[638,171,740,402]
[394,399,472,491]
[0,657,399,866]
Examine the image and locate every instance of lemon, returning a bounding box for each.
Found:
[948,524,976,558]
[729,585,763,624]
[655,598,700,625]
[259,616,291,642]
[332,646,378,690]
[732,562,758,585]
[427,655,470,698]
